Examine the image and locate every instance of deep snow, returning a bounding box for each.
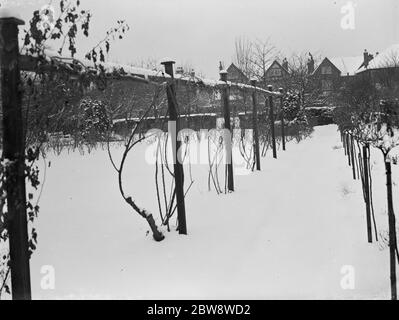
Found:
[28,124,395,299]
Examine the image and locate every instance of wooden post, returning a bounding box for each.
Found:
[0,13,31,300]
[350,135,356,180]
[362,144,373,243]
[267,85,277,159]
[251,79,261,171]
[385,158,397,300]
[161,60,187,235]
[220,70,234,192]
[279,88,286,151]
[346,133,351,166]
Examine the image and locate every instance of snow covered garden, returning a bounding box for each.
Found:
[22,124,391,299]
[0,1,398,302]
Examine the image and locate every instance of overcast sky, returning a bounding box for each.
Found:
[3,0,399,78]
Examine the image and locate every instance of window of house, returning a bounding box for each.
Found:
[321,66,332,74]
[321,79,333,90]
[269,68,282,77]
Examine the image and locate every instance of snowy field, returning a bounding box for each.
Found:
[29,124,394,299]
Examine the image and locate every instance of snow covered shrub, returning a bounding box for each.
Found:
[79,99,111,143]
[283,91,307,124]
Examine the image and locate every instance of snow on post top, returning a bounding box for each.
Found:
[160,57,175,65]
[219,69,227,74]
[0,8,24,24]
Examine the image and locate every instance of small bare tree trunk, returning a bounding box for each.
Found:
[363,144,372,243]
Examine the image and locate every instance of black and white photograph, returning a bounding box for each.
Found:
[0,0,398,305]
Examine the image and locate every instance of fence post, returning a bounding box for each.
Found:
[279,88,286,151]
[350,135,356,180]
[220,70,234,192]
[267,85,277,159]
[251,78,261,171]
[362,144,372,243]
[384,157,397,300]
[161,59,187,235]
[346,133,351,166]
[0,13,31,300]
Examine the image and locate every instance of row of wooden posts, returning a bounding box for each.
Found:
[166,62,287,237]
[0,14,286,299]
[340,130,397,300]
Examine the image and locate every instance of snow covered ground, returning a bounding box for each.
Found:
[29,124,394,299]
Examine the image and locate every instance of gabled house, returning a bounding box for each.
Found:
[264,59,290,88]
[356,44,399,92]
[226,63,249,84]
[311,57,342,94]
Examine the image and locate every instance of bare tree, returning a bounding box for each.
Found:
[285,52,324,108]
[233,36,254,78]
[233,36,277,85]
[250,38,277,86]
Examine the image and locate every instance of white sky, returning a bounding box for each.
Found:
[2,0,399,78]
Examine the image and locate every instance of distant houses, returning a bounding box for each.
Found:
[223,43,399,106]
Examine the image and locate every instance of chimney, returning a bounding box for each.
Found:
[363,49,369,68]
[307,53,314,74]
[219,61,224,71]
[282,58,288,71]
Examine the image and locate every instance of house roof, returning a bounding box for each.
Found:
[312,57,341,75]
[357,44,399,73]
[265,60,290,75]
[329,56,364,76]
[226,63,249,81]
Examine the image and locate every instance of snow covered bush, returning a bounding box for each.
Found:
[283,91,307,124]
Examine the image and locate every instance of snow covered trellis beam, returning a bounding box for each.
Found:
[18,51,282,98]
[251,78,261,171]
[161,59,187,235]
[0,12,31,300]
[220,70,234,192]
[268,85,277,159]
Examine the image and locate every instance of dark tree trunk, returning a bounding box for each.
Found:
[363,145,372,243]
